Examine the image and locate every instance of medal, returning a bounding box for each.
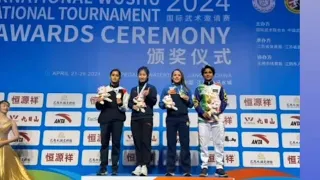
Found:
[169,86,176,95]
[111,86,121,99]
[137,83,147,97]
[179,85,186,97]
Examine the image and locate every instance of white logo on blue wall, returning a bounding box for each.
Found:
[253,0,276,13]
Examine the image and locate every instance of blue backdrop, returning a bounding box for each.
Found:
[0,0,299,179]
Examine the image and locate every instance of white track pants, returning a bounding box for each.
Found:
[198,120,225,169]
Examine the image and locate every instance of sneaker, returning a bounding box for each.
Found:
[96,168,107,176]
[132,165,142,176]
[165,172,175,176]
[183,172,192,177]
[111,171,117,176]
[215,169,228,177]
[199,168,208,177]
[140,165,148,176]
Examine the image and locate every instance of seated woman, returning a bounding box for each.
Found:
[0,100,33,180]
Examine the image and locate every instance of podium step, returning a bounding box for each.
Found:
[81,176,235,180]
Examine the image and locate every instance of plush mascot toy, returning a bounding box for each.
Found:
[162,95,178,111]
[96,86,112,104]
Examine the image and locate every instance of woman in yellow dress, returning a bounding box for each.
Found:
[0,100,33,180]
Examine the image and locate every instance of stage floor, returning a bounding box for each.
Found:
[81,176,235,180]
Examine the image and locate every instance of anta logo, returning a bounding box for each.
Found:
[251,134,270,144]
[18,132,30,142]
[54,113,72,123]
[290,116,300,126]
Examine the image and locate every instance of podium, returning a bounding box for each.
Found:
[81,176,235,180]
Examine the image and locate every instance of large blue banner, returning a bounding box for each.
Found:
[0,0,300,179]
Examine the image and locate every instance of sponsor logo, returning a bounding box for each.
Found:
[285,0,300,14]
[283,152,300,168]
[85,94,98,108]
[84,112,99,127]
[282,133,300,148]
[43,130,80,146]
[7,111,42,127]
[46,93,83,108]
[243,151,280,168]
[10,130,40,146]
[241,113,277,129]
[223,132,239,147]
[19,132,31,142]
[45,111,82,127]
[55,113,72,123]
[207,151,240,167]
[83,130,112,146]
[242,132,279,148]
[123,131,159,146]
[81,150,111,166]
[279,95,300,110]
[7,93,44,108]
[240,95,276,110]
[281,114,300,129]
[123,150,160,166]
[252,0,276,13]
[223,113,238,128]
[41,150,79,166]
[252,134,270,144]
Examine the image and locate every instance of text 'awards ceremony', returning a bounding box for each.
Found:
[1,0,304,180]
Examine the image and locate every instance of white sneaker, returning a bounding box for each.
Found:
[132,165,141,176]
[140,165,148,176]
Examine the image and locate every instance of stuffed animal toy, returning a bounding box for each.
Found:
[163,95,178,111]
[133,95,146,113]
[207,100,220,121]
[96,86,112,104]
[205,92,221,121]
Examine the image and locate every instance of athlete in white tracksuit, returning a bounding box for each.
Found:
[193,65,228,177]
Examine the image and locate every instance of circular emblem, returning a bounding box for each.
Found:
[252,0,276,13]
[285,0,300,14]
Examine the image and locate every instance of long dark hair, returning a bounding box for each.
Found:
[0,100,10,107]
[109,68,121,85]
[110,68,121,77]
[137,66,150,83]
[171,69,190,93]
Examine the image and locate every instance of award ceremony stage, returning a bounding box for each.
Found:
[0,0,300,180]
[81,176,235,180]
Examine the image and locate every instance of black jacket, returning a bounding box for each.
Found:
[159,83,194,121]
[128,83,158,120]
[96,85,129,124]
